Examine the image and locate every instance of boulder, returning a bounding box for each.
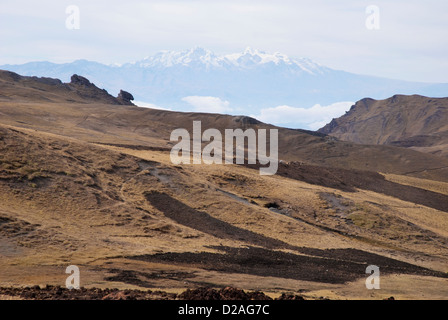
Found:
[70,74,93,86]
[118,90,134,102]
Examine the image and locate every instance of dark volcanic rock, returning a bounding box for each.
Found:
[233,116,260,126]
[30,76,62,86]
[118,90,134,102]
[177,287,273,301]
[277,293,305,300]
[0,70,137,105]
[0,285,305,300]
[117,90,134,105]
[70,74,94,87]
[68,74,134,105]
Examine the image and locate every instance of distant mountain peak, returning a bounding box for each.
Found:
[2,51,448,122]
[133,47,325,74]
[137,47,220,69]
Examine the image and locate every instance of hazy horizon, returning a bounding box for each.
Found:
[1,1,448,83]
[2,1,447,130]
[3,46,448,85]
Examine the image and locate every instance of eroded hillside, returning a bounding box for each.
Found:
[319,95,448,158]
[1,72,448,300]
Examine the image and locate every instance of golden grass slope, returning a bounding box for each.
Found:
[1,72,448,299]
[1,100,448,182]
[1,123,447,299]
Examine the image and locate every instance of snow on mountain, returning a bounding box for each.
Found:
[131,47,326,74]
[224,47,326,74]
[1,47,447,129]
[135,47,225,69]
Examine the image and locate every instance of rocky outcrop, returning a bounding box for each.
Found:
[31,76,63,86]
[117,90,134,105]
[233,116,260,126]
[70,74,94,87]
[68,74,134,105]
[0,70,137,105]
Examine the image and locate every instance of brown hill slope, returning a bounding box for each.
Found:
[1,71,448,182]
[1,72,448,299]
[319,95,448,158]
[1,123,448,299]
[0,70,134,105]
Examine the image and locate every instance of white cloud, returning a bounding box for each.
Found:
[134,101,171,111]
[182,96,232,113]
[252,101,354,130]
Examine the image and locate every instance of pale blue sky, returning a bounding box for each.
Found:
[1,0,447,82]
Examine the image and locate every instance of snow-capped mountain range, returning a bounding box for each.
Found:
[133,47,327,74]
[1,47,447,129]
